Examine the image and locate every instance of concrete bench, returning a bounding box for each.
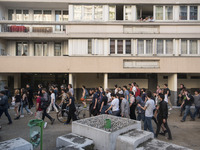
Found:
[57,145,84,150]
[56,133,94,150]
[0,137,33,150]
[116,129,154,150]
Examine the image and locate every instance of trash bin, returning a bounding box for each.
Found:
[28,119,44,150]
[104,119,111,129]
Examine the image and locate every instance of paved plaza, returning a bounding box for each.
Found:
[0,106,199,150]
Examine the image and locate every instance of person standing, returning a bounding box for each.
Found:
[193,90,200,119]
[106,88,112,106]
[135,84,141,97]
[14,89,21,120]
[155,94,172,140]
[0,91,12,124]
[47,89,58,113]
[99,92,108,114]
[163,84,173,110]
[132,82,137,96]
[38,84,43,97]
[81,85,88,108]
[26,84,34,109]
[20,88,33,116]
[120,95,129,118]
[138,91,155,134]
[41,88,55,125]
[64,92,77,125]
[105,93,120,116]
[181,90,195,122]
[68,84,74,97]
[136,96,145,121]
[129,92,136,120]
[123,86,130,102]
[91,88,99,116]
[114,85,118,94]
[34,93,43,120]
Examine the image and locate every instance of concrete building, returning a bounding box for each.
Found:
[0,0,200,104]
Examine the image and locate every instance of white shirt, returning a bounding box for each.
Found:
[51,93,55,103]
[106,92,112,105]
[132,86,137,95]
[114,88,118,94]
[111,98,119,112]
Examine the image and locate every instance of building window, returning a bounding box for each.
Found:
[109,6,116,20]
[8,9,14,20]
[83,5,93,20]
[54,43,61,56]
[125,40,131,54]
[190,40,197,54]
[23,10,29,21]
[16,10,22,21]
[138,39,153,55]
[155,6,163,20]
[43,10,51,21]
[110,39,115,54]
[181,40,187,54]
[88,39,92,54]
[34,10,43,21]
[117,40,123,54]
[165,6,173,20]
[63,11,68,21]
[179,6,187,20]
[166,40,173,54]
[16,42,28,56]
[124,5,132,21]
[157,39,164,54]
[94,5,103,20]
[190,6,197,20]
[74,5,82,20]
[34,42,48,56]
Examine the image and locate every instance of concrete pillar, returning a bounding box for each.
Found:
[69,73,73,86]
[168,73,177,106]
[14,74,21,89]
[104,73,108,90]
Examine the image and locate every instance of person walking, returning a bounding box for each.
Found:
[68,84,74,96]
[0,91,12,124]
[129,92,136,120]
[136,96,145,121]
[47,89,58,113]
[26,84,34,109]
[120,95,129,118]
[193,90,200,119]
[105,93,120,116]
[163,84,173,110]
[14,89,21,120]
[155,94,172,140]
[34,93,43,119]
[138,91,155,134]
[64,92,77,125]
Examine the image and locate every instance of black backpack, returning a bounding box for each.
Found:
[40,94,51,109]
[190,95,194,104]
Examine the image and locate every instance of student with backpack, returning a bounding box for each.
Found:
[181,90,195,122]
[41,88,55,125]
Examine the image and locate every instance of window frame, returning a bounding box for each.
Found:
[156,39,174,55]
[154,5,173,21]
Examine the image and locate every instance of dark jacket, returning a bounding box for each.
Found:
[0,95,9,109]
[158,100,168,119]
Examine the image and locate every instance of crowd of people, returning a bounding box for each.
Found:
[0,82,199,139]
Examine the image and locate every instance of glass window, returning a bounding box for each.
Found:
[23,10,29,21]
[156,6,163,20]
[34,43,43,56]
[94,5,103,20]
[190,6,197,20]
[63,11,68,21]
[8,9,14,20]
[109,6,116,20]
[166,40,173,54]
[83,5,93,20]
[179,6,187,20]
[110,39,115,54]
[190,40,197,54]
[138,40,144,54]
[74,5,82,20]
[88,39,92,54]
[126,40,131,54]
[34,10,42,21]
[125,5,132,21]
[23,42,28,56]
[43,43,48,56]
[165,6,173,20]
[16,10,22,21]
[16,42,28,56]
[146,40,153,54]
[43,10,51,21]
[181,40,187,54]
[117,40,123,54]
[55,10,62,31]
[54,43,61,56]
[157,40,164,54]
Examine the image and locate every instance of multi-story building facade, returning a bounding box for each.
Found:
[0,0,200,104]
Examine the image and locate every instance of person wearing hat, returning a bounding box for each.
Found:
[0,90,12,125]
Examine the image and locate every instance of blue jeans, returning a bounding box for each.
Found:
[182,105,194,121]
[144,116,154,134]
[21,103,31,115]
[193,106,200,118]
[137,113,145,122]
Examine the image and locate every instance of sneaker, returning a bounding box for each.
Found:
[64,122,70,125]
[168,137,172,140]
[14,116,20,120]
[51,119,55,125]
[190,118,195,121]
[169,108,172,111]
[180,120,185,122]
[7,122,12,125]
[44,122,47,128]
[20,115,24,118]
[30,112,33,116]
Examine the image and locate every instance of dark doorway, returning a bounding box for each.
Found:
[116,5,124,20]
[148,74,158,92]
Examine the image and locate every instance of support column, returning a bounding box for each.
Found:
[168,73,177,106]
[69,73,73,86]
[104,73,108,90]
[14,74,21,89]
